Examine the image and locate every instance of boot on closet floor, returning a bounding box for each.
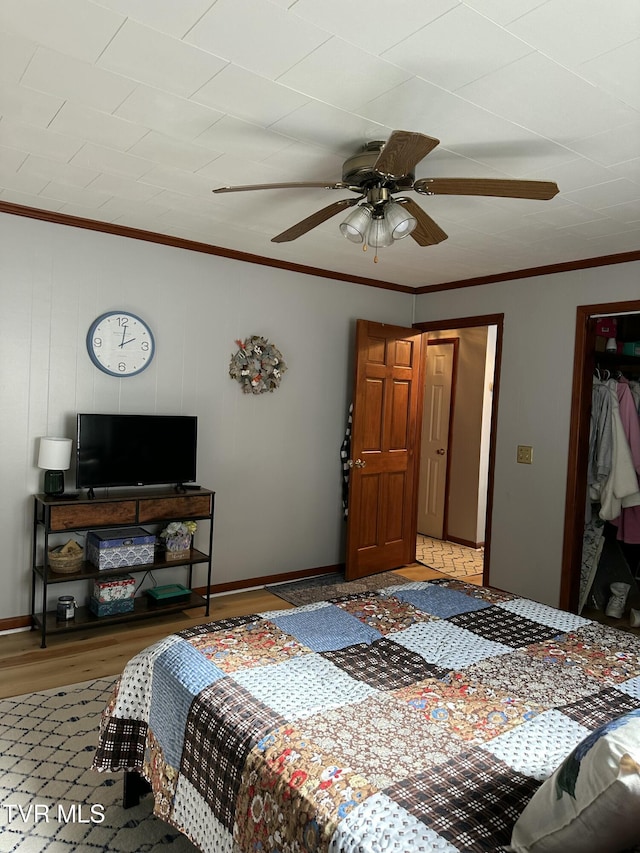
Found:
[605,582,631,619]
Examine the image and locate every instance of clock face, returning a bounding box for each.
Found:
[87,311,155,377]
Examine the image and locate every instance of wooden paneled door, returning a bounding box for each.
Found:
[417,340,456,539]
[345,320,424,579]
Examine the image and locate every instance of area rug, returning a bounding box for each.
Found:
[0,678,197,852]
[416,534,484,579]
[266,569,411,606]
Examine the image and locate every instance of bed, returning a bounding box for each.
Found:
[93,578,640,852]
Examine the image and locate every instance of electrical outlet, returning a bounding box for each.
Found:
[517,445,533,464]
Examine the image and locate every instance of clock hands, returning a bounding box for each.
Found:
[118,326,136,348]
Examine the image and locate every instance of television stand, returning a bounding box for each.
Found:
[87,487,95,500]
[30,487,215,648]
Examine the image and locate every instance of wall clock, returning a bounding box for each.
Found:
[87,311,155,377]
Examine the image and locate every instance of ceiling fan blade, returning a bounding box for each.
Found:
[396,197,448,246]
[373,131,440,179]
[213,181,348,194]
[271,198,360,243]
[414,177,559,200]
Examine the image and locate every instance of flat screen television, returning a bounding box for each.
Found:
[76,413,197,490]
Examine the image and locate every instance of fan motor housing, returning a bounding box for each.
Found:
[342,141,414,190]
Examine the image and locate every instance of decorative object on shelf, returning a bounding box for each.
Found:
[48,539,84,574]
[38,436,73,496]
[56,595,76,621]
[146,583,192,605]
[160,520,197,560]
[86,311,155,377]
[90,574,136,617]
[86,527,155,570]
[229,335,287,394]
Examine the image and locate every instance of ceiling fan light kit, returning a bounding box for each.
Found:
[213,130,559,263]
[339,190,419,261]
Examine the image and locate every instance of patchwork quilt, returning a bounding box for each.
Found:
[93,579,640,852]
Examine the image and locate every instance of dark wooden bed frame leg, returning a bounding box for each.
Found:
[123,770,152,808]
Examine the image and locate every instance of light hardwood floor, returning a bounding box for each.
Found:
[1,564,463,699]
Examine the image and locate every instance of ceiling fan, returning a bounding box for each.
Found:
[212,130,559,261]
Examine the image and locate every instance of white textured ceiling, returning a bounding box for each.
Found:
[1,0,639,289]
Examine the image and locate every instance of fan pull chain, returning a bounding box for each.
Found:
[362,242,379,262]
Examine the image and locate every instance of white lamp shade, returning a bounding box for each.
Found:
[384,200,417,240]
[339,204,373,243]
[38,437,72,471]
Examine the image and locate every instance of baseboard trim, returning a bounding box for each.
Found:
[447,535,484,550]
[0,615,32,633]
[193,564,344,598]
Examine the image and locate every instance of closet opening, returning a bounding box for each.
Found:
[562,302,640,625]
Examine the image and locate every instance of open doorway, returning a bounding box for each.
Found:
[413,314,503,587]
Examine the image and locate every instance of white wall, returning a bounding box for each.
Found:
[0,213,413,622]
[415,261,640,606]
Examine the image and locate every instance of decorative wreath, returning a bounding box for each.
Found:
[229,335,288,394]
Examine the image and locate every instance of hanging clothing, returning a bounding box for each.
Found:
[609,379,640,543]
[340,403,353,519]
[599,378,640,522]
[587,377,613,500]
[617,378,640,473]
[582,372,640,606]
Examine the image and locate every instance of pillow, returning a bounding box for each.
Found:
[510,709,640,853]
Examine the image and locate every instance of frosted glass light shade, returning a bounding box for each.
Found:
[367,215,393,249]
[38,437,72,471]
[339,204,373,243]
[384,200,417,239]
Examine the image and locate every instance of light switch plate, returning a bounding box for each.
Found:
[517,445,533,464]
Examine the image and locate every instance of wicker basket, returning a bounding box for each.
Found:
[48,545,83,574]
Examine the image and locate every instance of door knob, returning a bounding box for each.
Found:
[348,458,366,468]
[436,448,446,455]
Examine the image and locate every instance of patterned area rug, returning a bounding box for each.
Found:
[267,570,411,606]
[0,678,197,852]
[417,535,484,578]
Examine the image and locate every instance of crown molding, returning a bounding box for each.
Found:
[2,200,637,296]
[414,249,640,294]
[0,201,413,294]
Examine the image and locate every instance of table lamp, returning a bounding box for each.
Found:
[38,437,72,496]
